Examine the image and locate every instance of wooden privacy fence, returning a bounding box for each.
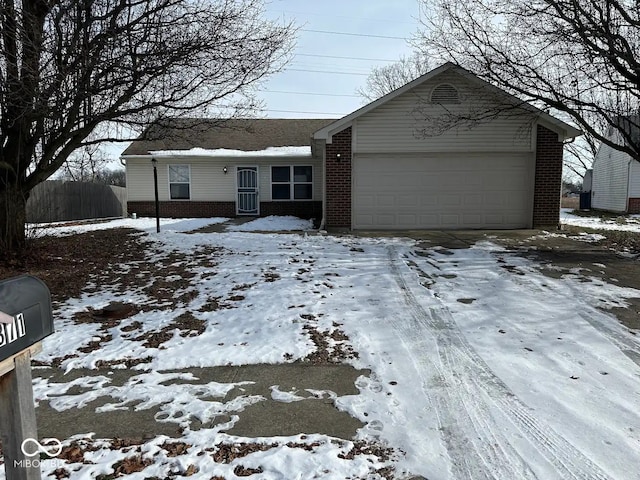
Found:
[26,180,127,223]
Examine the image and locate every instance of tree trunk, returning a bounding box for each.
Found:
[0,185,28,253]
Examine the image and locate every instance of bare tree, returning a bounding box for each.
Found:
[357,52,431,102]
[0,0,294,252]
[564,136,599,180]
[100,169,126,187]
[60,143,111,182]
[415,0,639,165]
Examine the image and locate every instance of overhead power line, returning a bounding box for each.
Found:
[301,29,407,40]
[290,62,372,75]
[263,90,360,98]
[287,68,369,76]
[267,9,419,26]
[295,53,396,62]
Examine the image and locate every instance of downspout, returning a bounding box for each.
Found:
[626,158,631,213]
[319,140,327,230]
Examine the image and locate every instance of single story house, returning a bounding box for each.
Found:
[123,62,581,230]
[591,116,640,213]
[123,118,334,221]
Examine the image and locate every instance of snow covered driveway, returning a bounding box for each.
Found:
[315,237,640,479]
[12,217,640,479]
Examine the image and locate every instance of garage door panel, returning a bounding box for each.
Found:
[464,176,483,187]
[419,214,439,225]
[441,214,461,226]
[464,194,482,205]
[398,195,419,207]
[397,214,417,224]
[507,194,529,209]
[355,214,374,225]
[463,213,483,224]
[376,214,395,226]
[356,194,375,207]
[353,153,533,229]
[377,195,395,207]
[506,213,526,224]
[421,195,438,206]
[441,194,462,206]
[484,192,507,206]
[484,214,504,224]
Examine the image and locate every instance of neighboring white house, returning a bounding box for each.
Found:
[591,116,640,213]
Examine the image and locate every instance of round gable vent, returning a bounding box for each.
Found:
[431,84,460,104]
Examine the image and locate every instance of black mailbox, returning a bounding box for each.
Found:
[0,275,54,362]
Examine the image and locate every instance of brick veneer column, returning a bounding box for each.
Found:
[628,198,640,213]
[533,125,563,228]
[325,127,352,228]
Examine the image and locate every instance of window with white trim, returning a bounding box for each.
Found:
[168,165,190,199]
[271,166,313,200]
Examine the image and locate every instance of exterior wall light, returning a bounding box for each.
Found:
[336,153,341,162]
[223,166,228,174]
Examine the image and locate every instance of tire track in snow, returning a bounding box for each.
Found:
[388,246,611,480]
[386,248,537,480]
[579,309,640,366]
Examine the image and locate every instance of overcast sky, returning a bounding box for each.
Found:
[105,1,421,164]
[260,0,420,118]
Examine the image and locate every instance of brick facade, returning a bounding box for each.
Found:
[324,127,352,228]
[128,201,236,218]
[628,198,640,213]
[128,201,321,220]
[533,125,564,228]
[260,201,322,219]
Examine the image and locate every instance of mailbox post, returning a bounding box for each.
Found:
[0,276,54,480]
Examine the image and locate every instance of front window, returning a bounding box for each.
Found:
[271,166,312,200]
[168,165,190,199]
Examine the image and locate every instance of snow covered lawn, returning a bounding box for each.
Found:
[3,215,640,479]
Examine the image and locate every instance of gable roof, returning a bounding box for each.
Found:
[122,118,336,156]
[313,62,582,142]
[615,115,640,151]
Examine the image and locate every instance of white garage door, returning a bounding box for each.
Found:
[353,153,534,229]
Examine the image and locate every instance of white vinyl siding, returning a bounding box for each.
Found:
[126,155,322,202]
[125,160,156,201]
[352,152,534,229]
[354,71,535,154]
[591,133,630,212]
[627,160,640,197]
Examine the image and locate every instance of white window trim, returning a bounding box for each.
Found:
[270,165,313,201]
[168,164,191,200]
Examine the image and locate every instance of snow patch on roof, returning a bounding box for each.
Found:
[149,146,311,157]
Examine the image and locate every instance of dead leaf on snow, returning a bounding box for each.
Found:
[161,442,191,457]
[234,465,263,477]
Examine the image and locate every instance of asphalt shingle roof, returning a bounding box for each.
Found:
[122,118,336,156]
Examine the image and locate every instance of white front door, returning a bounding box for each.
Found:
[237,167,259,215]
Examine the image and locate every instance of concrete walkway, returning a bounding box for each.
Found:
[35,364,368,441]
